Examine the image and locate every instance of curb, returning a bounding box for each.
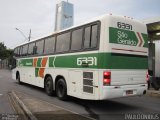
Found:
[146,90,160,98]
[11,91,38,120]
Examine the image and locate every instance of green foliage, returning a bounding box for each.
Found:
[0,42,13,60]
[0,42,6,50]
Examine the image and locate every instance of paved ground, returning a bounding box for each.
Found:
[0,70,15,114]
[0,69,160,120]
[9,91,92,120]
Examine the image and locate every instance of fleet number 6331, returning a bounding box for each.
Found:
[77,57,97,66]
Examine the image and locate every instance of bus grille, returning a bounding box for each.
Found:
[83,72,93,94]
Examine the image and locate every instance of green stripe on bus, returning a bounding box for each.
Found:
[37,58,42,67]
[99,53,148,69]
[49,53,99,68]
[49,53,148,69]
[18,53,148,69]
[35,68,39,77]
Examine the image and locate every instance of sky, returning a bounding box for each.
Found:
[0,0,160,49]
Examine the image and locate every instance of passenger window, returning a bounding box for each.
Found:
[17,47,20,56]
[22,44,28,56]
[71,28,83,51]
[33,46,37,55]
[28,43,35,55]
[84,24,98,49]
[56,32,70,53]
[36,40,44,55]
[91,25,98,48]
[84,27,91,49]
[19,47,22,56]
[44,37,55,54]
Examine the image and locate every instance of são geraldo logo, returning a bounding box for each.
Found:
[117,31,137,46]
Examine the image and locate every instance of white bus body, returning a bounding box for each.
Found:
[12,14,148,100]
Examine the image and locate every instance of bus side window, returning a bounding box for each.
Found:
[17,47,20,57]
[71,28,83,51]
[36,40,44,55]
[84,24,98,49]
[44,37,55,54]
[56,32,70,53]
[19,47,23,56]
[22,44,28,56]
[28,42,35,55]
[84,26,91,49]
[33,46,37,55]
[91,25,98,48]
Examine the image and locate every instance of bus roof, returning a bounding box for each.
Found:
[15,14,143,48]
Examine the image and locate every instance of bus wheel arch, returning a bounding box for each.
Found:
[55,75,68,100]
[44,74,54,96]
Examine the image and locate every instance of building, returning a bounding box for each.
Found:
[143,17,160,90]
[54,1,74,31]
[143,17,160,42]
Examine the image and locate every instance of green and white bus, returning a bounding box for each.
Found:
[12,14,148,100]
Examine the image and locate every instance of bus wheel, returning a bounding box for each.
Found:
[56,78,67,100]
[16,73,21,84]
[45,76,54,96]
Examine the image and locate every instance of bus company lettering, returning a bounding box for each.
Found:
[26,62,32,66]
[77,57,97,66]
[117,31,136,46]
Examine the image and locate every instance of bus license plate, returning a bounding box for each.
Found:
[126,90,133,95]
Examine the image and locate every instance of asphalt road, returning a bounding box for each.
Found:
[0,69,160,120]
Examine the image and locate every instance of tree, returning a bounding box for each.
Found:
[0,42,13,60]
[0,42,6,50]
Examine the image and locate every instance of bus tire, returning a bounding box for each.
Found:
[16,73,21,84]
[56,78,67,100]
[45,76,54,96]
